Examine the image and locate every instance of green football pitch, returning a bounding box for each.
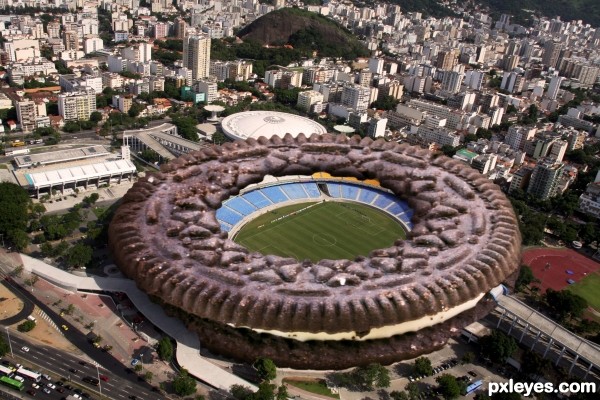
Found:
[233,201,407,262]
[566,272,600,311]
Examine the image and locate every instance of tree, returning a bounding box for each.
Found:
[65,243,93,268]
[17,320,36,332]
[0,182,31,249]
[478,330,517,363]
[515,265,536,291]
[435,374,464,399]
[0,335,9,356]
[253,357,277,381]
[405,382,420,400]
[461,351,475,364]
[230,384,254,400]
[275,384,288,400]
[412,356,433,377]
[90,111,103,123]
[144,371,153,382]
[390,391,409,400]
[172,369,197,396]
[520,349,551,378]
[134,364,143,372]
[544,289,588,321]
[156,336,173,361]
[350,363,390,390]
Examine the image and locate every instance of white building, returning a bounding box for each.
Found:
[297,90,324,113]
[341,83,371,111]
[58,88,97,121]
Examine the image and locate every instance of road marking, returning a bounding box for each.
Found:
[31,355,38,359]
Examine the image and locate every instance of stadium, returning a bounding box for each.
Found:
[220,110,327,141]
[109,133,521,369]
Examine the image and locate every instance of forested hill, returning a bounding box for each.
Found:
[237,8,369,59]
[478,0,600,27]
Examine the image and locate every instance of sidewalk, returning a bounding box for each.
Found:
[17,253,256,391]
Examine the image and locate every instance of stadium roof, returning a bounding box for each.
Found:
[14,145,110,169]
[221,111,327,141]
[24,159,136,189]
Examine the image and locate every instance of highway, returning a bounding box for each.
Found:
[3,333,159,400]
[1,274,166,400]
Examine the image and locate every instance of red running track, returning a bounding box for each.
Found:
[521,248,600,292]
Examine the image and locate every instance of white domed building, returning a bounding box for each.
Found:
[220,111,327,141]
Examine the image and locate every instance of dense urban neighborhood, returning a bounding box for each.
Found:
[0,1,600,400]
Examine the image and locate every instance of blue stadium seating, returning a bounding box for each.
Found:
[386,202,408,216]
[302,183,321,198]
[358,188,378,204]
[219,222,232,232]
[261,186,289,203]
[224,197,256,216]
[216,207,243,227]
[326,183,342,198]
[281,183,310,200]
[341,184,359,200]
[243,190,273,208]
[373,194,393,209]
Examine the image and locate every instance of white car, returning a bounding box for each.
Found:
[13,375,24,382]
[32,383,40,389]
[21,346,30,352]
[46,383,56,389]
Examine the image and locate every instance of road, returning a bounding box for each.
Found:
[3,333,159,400]
[0,280,34,326]
[0,274,166,400]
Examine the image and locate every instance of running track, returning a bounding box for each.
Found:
[521,248,600,292]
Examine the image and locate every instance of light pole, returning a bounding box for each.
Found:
[96,363,101,395]
[140,353,144,372]
[5,327,13,357]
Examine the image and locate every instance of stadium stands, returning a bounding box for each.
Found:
[217,181,413,231]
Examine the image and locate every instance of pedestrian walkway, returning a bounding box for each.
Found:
[19,254,256,391]
[35,308,62,333]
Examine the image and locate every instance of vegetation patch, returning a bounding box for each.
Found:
[283,379,339,399]
[566,273,600,311]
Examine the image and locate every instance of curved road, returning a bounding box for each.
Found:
[0,278,34,325]
[0,272,164,400]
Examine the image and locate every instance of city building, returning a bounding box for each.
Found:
[527,159,565,200]
[15,99,37,132]
[57,88,96,121]
[579,182,600,219]
[297,90,324,113]
[183,34,211,81]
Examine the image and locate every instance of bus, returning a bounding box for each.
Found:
[0,375,25,391]
[16,366,41,382]
[0,365,13,375]
[3,147,30,156]
[464,380,483,395]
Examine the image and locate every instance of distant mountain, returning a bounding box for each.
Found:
[237,8,369,59]
[479,0,600,27]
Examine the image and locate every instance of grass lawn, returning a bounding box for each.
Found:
[283,379,339,399]
[566,272,600,311]
[233,201,406,262]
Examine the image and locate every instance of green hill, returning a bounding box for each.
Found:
[237,8,369,60]
[479,0,600,26]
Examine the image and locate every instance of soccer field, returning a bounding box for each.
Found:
[567,272,600,311]
[233,201,407,262]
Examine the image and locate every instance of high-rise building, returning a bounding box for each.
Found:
[16,100,37,132]
[542,41,563,69]
[527,159,564,200]
[505,125,536,151]
[368,58,384,75]
[57,88,96,121]
[175,17,187,39]
[546,75,564,100]
[436,50,455,70]
[297,90,324,112]
[63,30,79,51]
[341,83,371,111]
[47,21,61,39]
[440,70,463,94]
[183,34,211,81]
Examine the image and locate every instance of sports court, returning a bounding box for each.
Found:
[521,248,600,293]
[233,201,407,262]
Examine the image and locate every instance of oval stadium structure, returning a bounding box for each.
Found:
[108,133,521,369]
[220,111,327,141]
